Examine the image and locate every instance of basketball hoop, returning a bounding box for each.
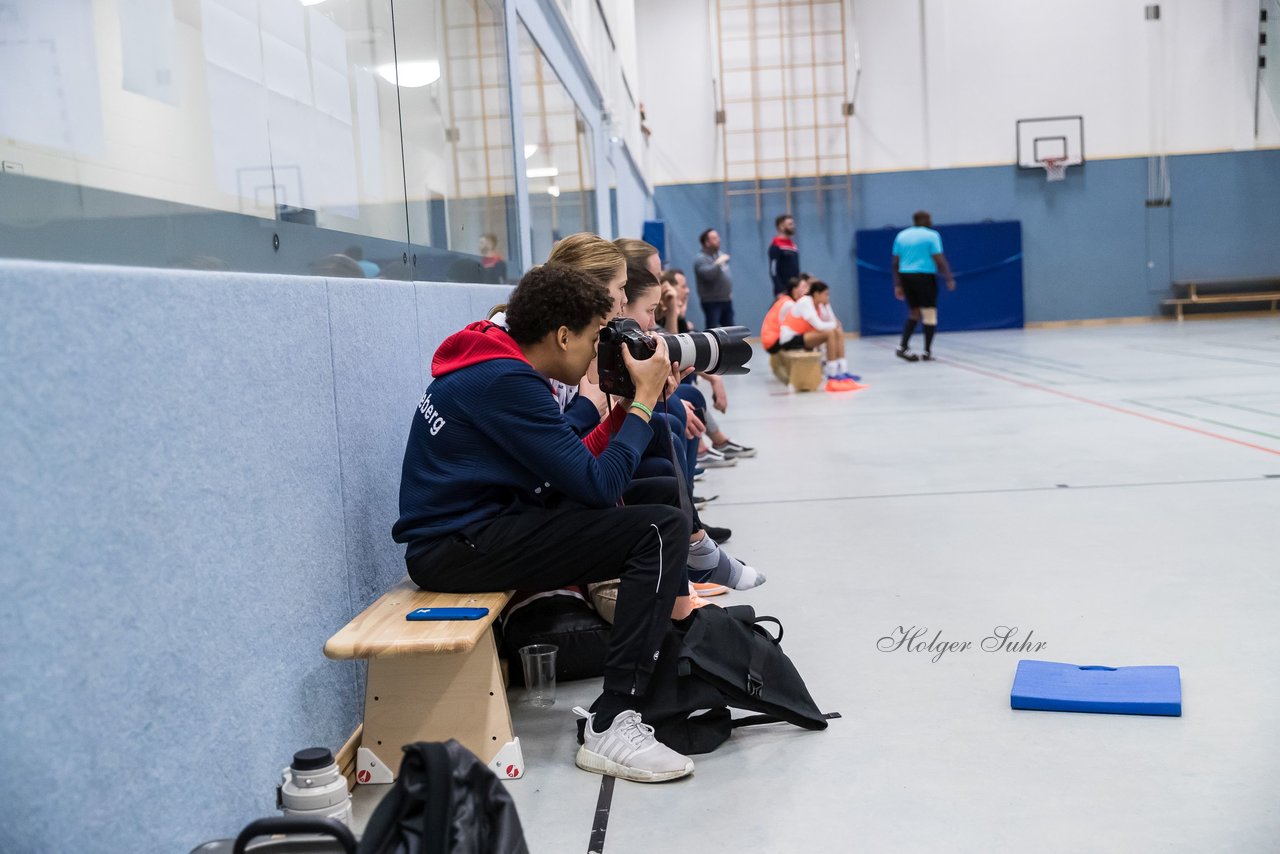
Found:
[1042,157,1067,182]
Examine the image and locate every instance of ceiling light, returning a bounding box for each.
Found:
[375,60,441,88]
[524,144,537,159]
[547,185,561,197]
[526,166,559,178]
[299,0,326,6]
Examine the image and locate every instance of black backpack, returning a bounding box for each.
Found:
[580,605,836,755]
[359,741,528,854]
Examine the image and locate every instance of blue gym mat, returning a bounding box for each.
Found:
[1010,659,1182,717]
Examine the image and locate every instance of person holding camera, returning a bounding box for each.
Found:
[610,258,764,593]
[394,264,696,783]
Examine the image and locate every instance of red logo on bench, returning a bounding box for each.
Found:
[357,770,371,783]
[505,764,520,778]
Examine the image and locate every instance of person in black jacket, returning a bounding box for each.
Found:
[768,214,799,296]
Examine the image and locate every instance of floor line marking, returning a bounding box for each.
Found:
[1125,400,1280,442]
[587,774,615,853]
[1190,396,1280,420]
[714,475,1278,508]
[936,356,1280,457]
[1126,345,1280,370]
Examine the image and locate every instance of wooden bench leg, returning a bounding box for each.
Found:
[356,630,523,783]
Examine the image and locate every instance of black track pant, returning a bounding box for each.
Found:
[407,496,690,697]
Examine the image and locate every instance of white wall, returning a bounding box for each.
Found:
[637,0,1280,186]
[633,0,721,185]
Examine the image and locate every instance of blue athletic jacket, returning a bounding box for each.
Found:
[393,321,652,558]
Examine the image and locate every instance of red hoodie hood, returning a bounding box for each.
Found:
[431,321,530,378]
[771,235,797,251]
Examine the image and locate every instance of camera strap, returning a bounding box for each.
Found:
[659,391,698,522]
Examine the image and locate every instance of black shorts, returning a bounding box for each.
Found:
[766,336,808,355]
[900,273,938,309]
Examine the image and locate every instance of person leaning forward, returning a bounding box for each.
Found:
[393,263,696,783]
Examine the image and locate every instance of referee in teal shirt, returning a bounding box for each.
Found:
[892,210,956,361]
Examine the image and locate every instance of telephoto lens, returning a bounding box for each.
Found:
[597,317,753,397]
[277,747,353,827]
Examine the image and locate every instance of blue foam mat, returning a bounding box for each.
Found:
[1011,659,1182,717]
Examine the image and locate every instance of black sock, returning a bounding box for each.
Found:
[923,324,936,353]
[900,318,918,349]
[590,690,634,729]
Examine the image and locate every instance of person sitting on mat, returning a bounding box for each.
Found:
[394,263,696,783]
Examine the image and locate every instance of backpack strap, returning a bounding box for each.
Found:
[422,743,453,853]
[752,616,783,644]
[746,632,770,696]
[399,743,453,854]
[733,711,842,729]
[730,713,782,729]
[745,616,784,696]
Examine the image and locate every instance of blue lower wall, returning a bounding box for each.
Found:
[0,261,510,852]
[654,149,1280,334]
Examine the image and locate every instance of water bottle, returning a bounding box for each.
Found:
[276,747,353,828]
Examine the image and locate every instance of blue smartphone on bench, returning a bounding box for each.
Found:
[406,607,490,621]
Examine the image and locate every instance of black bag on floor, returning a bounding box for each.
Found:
[579,605,833,755]
[359,741,528,854]
[499,592,611,686]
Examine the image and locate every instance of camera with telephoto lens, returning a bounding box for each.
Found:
[596,317,753,398]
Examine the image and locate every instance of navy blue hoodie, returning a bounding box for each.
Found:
[393,321,652,558]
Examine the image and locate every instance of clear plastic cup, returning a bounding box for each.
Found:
[518,644,558,707]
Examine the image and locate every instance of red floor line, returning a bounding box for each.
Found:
[940,358,1280,457]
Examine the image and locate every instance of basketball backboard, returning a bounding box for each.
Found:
[1016,116,1085,169]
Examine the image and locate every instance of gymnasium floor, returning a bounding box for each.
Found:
[359,317,1280,852]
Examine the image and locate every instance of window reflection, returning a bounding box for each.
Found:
[395,0,519,282]
[0,0,520,282]
[518,22,596,266]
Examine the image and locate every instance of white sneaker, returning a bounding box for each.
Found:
[574,707,694,783]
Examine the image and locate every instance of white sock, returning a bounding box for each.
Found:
[837,358,848,374]
[687,534,767,589]
[825,361,840,378]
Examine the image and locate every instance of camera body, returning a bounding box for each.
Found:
[597,318,657,398]
[596,317,753,398]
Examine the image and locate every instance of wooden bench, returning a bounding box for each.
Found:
[1163,278,1280,321]
[324,579,522,783]
[783,350,824,392]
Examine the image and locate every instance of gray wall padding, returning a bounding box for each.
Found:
[0,260,510,852]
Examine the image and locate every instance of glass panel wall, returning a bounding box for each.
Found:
[517,21,597,266]
[395,0,519,283]
[0,0,518,281]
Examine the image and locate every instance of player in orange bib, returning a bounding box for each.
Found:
[761,273,810,354]
[776,280,863,392]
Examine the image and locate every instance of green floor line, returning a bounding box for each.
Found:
[1126,400,1280,442]
[1192,397,1280,420]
